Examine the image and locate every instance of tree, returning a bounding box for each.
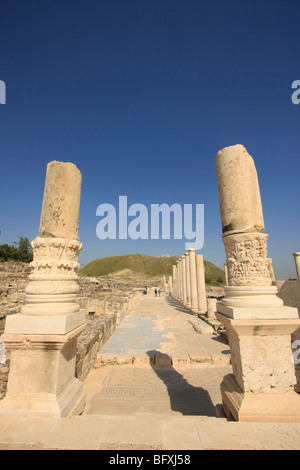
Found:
[0,237,33,262]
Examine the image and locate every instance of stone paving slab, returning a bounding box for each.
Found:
[0,414,300,449]
[84,363,230,418]
[98,293,230,366]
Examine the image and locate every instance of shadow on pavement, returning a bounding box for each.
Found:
[164,296,196,315]
[146,350,216,417]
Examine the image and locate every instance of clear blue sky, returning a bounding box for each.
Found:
[0,0,299,279]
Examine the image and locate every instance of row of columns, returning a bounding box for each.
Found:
[168,249,207,315]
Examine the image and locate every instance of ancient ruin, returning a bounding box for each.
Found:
[0,146,299,448]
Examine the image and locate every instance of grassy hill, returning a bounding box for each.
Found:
[80,254,225,286]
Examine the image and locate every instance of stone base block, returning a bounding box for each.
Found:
[0,376,85,418]
[4,310,86,335]
[221,374,300,422]
[0,323,86,418]
[216,312,300,394]
[217,302,299,320]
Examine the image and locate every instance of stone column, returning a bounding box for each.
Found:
[207,298,217,320]
[168,276,172,295]
[175,261,179,300]
[172,265,177,299]
[0,161,86,418]
[188,248,198,312]
[196,254,206,314]
[293,253,300,282]
[177,257,182,302]
[181,255,187,305]
[215,144,300,422]
[185,251,191,307]
[177,259,182,301]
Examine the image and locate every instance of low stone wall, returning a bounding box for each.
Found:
[76,314,117,381]
[0,362,9,400]
[276,280,300,313]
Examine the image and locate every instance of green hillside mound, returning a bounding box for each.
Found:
[80,254,225,286]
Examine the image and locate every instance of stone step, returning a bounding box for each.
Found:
[1,413,299,450]
[97,349,228,367]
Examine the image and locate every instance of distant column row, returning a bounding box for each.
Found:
[169,248,207,315]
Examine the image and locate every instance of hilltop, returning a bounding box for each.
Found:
[79,254,225,286]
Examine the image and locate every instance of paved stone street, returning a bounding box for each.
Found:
[84,291,231,419]
[0,292,300,450]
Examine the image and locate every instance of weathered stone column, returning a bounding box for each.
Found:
[178,257,182,302]
[175,261,179,300]
[168,276,172,295]
[177,259,182,301]
[196,254,206,314]
[215,144,300,422]
[172,265,177,299]
[181,255,187,305]
[188,248,198,312]
[0,161,86,418]
[294,253,300,282]
[207,298,217,320]
[185,251,191,307]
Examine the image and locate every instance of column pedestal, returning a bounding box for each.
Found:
[0,318,86,418]
[220,374,300,422]
[216,311,300,422]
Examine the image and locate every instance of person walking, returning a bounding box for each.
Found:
[155,288,157,297]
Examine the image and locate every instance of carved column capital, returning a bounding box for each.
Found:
[223,232,272,287]
[21,237,82,315]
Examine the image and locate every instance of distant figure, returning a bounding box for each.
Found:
[155,288,157,297]
[158,289,161,297]
[143,287,147,295]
